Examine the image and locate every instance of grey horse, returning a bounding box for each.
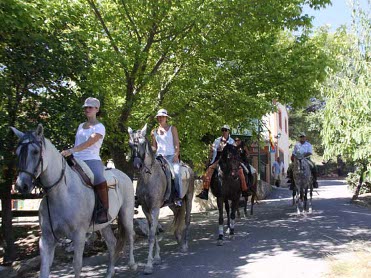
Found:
[128,124,195,274]
[11,125,137,278]
[293,152,313,214]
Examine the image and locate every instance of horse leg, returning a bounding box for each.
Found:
[304,188,308,212]
[225,200,230,234]
[296,189,301,215]
[309,185,313,213]
[217,198,224,246]
[143,208,160,274]
[181,193,192,252]
[72,231,87,278]
[100,226,117,278]
[118,205,137,270]
[292,188,296,206]
[250,195,254,216]
[39,232,56,278]
[230,199,238,236]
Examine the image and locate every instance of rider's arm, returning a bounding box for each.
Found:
[171,126,180,162]
[61,133,102,157]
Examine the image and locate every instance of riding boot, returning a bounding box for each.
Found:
[196,177,210,200]
[196,189,208,200]
[95,181,109,224]
[238,168,248,197]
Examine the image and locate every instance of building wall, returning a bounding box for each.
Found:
[262,102,290,183]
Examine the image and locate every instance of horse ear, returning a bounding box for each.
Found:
[128,127,133,135]
[141,123,147,136]
[35,124,44,137]
[10,127,24,139]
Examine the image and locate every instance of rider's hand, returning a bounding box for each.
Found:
[61,149,74,157]
[173,156,179,163]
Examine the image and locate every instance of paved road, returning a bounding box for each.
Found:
[44,179,371,277]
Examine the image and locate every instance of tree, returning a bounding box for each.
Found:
[320,1,371,199]
[79,0,332,173]
[0,0,90,262]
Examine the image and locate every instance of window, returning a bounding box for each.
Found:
[278,110,282,130]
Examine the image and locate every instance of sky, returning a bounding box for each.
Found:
[303,0,369,31]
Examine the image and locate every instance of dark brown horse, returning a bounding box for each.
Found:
[210,143,241,246]
[238,162,258,217]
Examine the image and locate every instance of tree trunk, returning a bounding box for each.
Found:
[1,170,17,264]
[111,147,134,180]
[352,163,366,200]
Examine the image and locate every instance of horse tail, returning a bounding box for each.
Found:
[170,204,186,236]
[114,210,127,260]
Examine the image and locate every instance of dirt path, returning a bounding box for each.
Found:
[5,179,371,277]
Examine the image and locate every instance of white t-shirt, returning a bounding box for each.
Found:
[210,136,235,164]
[293,141,313,156]
[73,123,105,161]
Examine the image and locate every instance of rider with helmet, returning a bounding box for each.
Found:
[196,125,248,200]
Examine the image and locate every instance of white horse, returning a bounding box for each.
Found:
[11,124,137,278]
[293,152,313,215]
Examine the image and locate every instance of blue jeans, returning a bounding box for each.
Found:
[84,159,105,185]
[162,154,182,198]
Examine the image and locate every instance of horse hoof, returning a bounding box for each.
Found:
[217,239,223,246]
[181,244,188,253]
[308,208,312,213]
[153,257,161,265]
[129,263,138,271]
[144,265,153,275]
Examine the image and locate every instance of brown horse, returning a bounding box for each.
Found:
[210,143,242,246]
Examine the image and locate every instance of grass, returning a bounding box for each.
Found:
[325,241,371,278]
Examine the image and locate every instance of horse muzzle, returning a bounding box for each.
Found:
[133,157,143,170]
[15,175,35,194]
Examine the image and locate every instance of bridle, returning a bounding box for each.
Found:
[130,134,153,174]
[16,132,66,193]
[17,132,44,182]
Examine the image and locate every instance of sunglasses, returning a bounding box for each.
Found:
[235,139,241,142]
[221,128,229,132]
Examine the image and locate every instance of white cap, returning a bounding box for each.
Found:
[155,109,171,118]
[221,125,231,131]
[82,97,100,108]
[299,132,306,137]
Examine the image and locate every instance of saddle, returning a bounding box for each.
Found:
[66,156,118,188]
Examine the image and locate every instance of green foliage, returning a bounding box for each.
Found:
[0,0,334,174]
[320,2,371,180]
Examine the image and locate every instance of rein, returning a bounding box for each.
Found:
[132,137,154,174]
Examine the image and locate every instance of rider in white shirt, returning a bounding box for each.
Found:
[291,132,318,188]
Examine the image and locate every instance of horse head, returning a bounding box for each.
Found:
[128,124,149,170]
[11,124,46,194]
[219,144,240,178]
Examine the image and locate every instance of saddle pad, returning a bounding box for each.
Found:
[74,158,117,187]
